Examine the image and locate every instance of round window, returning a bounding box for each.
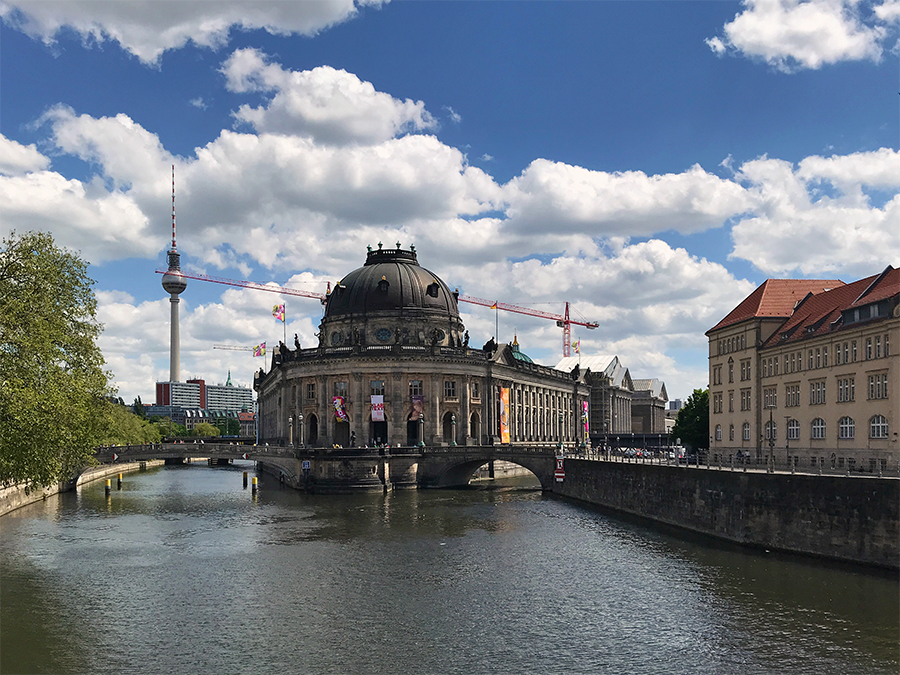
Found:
[375,328,392,342]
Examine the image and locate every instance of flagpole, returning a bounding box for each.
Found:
[283,303,287,345]
[495,303,499,343]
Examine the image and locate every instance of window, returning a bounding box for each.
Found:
[870,415,889,439]
[822,346,828,367]
[741,388,752,411]
[787,418,800,440]
[808,350,814,370]
[306,382,316,401]
[866,338,873,360]
[729,424,735,441]
[728,362,734,383]
[835,345,842,365]
[851,341,857,362]
[713,392,723,414]
[809,380,826,405]
[334,381,348,398]
[728,391,734,412]
[763,387,777,408]
[471,380,480,399]
[815,348,821,369]
[838,416,855,439]
[370,380,385,396]
[715,424,722,441]
[811,418,826,440]
[444,380,457,399]
[409,380,423,397]
[837,377,855,402]
[740,359,751,381]
[885,334,890,357]
[785,384,800,407]
[712,365,722,385]
[742,422,751,441]
[868,373,888,400]
[765,420,777,441]
[875,336,882,358]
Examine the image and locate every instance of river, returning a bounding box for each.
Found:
[1,461,897,674]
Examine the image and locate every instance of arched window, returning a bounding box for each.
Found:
[787,418,800,440]
[811,418,826,440]
[742,422,750,441]
[870,415,889,439]
[838,416,855,439]
[715,424,722,441]
[729,424,734,441]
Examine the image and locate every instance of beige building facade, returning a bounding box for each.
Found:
[707,266,899,472]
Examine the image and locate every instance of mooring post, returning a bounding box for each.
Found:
[243,471,248,488]
[105,479,111,498]
[117,473,123,490]
[252,476,258,495]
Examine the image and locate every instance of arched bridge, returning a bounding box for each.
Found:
[92,443,564,492]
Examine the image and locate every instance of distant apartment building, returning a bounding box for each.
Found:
[706,265,898,472]
[155,372,253,413]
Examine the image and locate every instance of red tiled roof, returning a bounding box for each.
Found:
[707,278,843,334]
[762,266,898,348]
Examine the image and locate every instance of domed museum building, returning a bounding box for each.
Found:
[254,245,590,464]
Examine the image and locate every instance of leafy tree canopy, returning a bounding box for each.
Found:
[192,422,221,437]
[99,401,161,446]
[670,388,709,452]
[0,231,110,487]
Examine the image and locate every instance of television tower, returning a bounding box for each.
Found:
[160,164,187,382]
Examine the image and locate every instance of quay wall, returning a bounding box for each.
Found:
[555,459,899,570]
[0,461,163,517]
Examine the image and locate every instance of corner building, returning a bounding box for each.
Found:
[254,246,590,451]
[707,265,899,472]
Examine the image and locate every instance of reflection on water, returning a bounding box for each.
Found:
[1,462,897,675]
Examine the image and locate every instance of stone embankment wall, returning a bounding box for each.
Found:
[556,459,899,570]
[0,461,163,517]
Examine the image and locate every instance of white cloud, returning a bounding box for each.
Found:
[503,159,752,236]
[706,0,889,71]
[222,49,436,145]
[0,0,380,64]
[189,97,207,110]
[0,135,50,175]
[730,149,900,276]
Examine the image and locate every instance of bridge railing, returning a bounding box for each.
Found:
[565,450,900,478]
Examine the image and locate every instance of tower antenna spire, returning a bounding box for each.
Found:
[171,163,177,251]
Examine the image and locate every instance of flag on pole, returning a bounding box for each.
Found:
[572,340,580,354]
[253,342,266,357]
[489,301,498,310]
[272,304,285,322]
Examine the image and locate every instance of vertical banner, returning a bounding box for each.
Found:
[412,394,424,415]
[332,396,349,422]
[500,387,510,444]
[582,400,589,434]
[371,395,385,421]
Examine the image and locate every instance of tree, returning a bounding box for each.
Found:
[0,231,110,487]
[192,422,221,438]
[132,396,146,419]
[670,388,709,452]
[150,416,188,438]
[99,401,161,446]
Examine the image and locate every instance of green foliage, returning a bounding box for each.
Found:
[0,231,111,488]
[132,396,146,419]
[99,401,161,446]
[220,418,241,436]
[150,417,188,438]
[670,388,709,452]
[192,422,221,437]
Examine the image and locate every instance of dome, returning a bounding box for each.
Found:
[161,249,187,295]
[319,245,465,348]
[324,246,460,320]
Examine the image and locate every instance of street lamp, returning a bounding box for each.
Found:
[450,413,457,446]
[558,412,564,453]
[417,412,425,447]
[288,414,294,448]
[766,404,775,473]
[298,412,304,448]
[784,415,791,470]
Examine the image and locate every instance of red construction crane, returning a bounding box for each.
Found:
[458,295,597,357]
[156,270,598,356]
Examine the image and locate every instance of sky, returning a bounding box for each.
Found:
[1,0,898,406]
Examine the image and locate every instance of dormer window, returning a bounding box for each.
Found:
[377,276,390,293]
[426,282,440,298]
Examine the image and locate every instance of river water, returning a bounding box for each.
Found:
[1,462,897,675]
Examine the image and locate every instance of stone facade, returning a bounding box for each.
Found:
[254,247,591,452]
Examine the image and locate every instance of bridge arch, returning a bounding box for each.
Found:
[418,449,556,490]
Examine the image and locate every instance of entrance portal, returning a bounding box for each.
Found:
[371,420,388,446]
[334,420,350,447]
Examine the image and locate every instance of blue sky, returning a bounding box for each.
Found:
[2,0,898,405]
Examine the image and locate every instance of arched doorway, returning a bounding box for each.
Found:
[469,412,481,444]
[370,418,388,446]
[442,411,455,444]
[334,419,350,447]
[407,413,421,447]
[308,414,318,445]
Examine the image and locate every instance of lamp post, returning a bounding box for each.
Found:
[784,415,791,469]
[298,412,304,449]
[766,404,775,473]
[558,412,564,454]
[288,414,294,449]
[450,413,457,446]
[417,412,425,447]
